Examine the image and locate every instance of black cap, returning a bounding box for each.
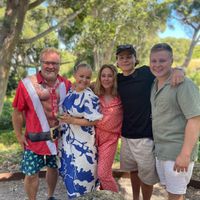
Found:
[116,44,136,57]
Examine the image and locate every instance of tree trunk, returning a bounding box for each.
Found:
[0,1,29,115]
[103,46,114,64]
[181,27,200,68]
[181,38,198,69]
[0,64,10,114]
[102,25,123,65]
[93,46,102,71]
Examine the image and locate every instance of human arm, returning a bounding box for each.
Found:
[170,67,185,86]
[12,108,28,149]
[59,113,99,126]
[174,116,200,172]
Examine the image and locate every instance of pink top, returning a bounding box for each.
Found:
[96,96,123,135]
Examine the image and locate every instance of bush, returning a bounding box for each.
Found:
[0,129,18,145]
[0,99,13,130]
[0,129,22,166]
[0,143,22,166]
[187,71,200,87]
[114,139,121,163]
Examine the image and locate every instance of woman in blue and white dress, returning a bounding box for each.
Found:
[58,63,103,199]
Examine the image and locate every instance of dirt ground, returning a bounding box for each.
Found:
[0,176,200,200]
[0,163,199,200]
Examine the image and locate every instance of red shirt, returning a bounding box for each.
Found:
[13,72,71,155]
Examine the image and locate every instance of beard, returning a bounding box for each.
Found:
[41,70,58,83]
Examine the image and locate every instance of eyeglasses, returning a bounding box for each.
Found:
[41,60,60,66]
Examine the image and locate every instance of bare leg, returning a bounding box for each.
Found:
[130,171,141,200]
[140,181,153,200]
[46,167,58,198]
[24,173,39,200]
[168,193,184,200]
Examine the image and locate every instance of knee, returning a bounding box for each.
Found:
[47,167,58,173]
[168,192,184,200]
[25,173,38,183]
[46,167,58,178]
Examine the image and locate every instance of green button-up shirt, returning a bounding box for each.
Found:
[151,77,200,161]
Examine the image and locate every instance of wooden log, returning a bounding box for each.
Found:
[0,169,200,189]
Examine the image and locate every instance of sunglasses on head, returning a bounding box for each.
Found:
[117,44,133,49]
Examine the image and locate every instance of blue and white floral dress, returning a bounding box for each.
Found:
[58,87,103,199]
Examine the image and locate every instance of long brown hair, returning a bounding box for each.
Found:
[94,64,118,97]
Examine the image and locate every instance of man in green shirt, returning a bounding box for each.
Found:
[150,43,200,200]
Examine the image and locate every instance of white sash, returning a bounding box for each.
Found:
[22,77,66,155]
[58,82,67,107]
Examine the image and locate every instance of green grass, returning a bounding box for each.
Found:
[0,144,22,165]
[114,139,121,163]
[0,129,18,145]
[0,129,198,168]
[0,129,22,166]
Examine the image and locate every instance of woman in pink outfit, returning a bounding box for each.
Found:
[94,64,123,192]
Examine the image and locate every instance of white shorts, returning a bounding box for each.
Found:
[156,158,194,194]
[120,137,159,185]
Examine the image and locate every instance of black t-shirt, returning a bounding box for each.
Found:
[117,65,155,139]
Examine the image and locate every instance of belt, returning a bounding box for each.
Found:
[27,125,63,142]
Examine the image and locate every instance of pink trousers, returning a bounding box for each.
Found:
[96,129,119,192]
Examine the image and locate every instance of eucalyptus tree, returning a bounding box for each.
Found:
[160,37,191,65]
[168,0,200,68]
[0,0,84,115]
[59,0,170,70]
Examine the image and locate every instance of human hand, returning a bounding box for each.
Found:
[16,134,28,150]
[57,113,65,120]
[170,68,185,87]
[59,114,75,124]
[173,153,190,172]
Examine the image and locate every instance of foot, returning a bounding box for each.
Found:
[47,197,57,200]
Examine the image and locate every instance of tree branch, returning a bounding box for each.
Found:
[28,0,45,10]
[15,1,29,36]
[183,18,197,30]
[20,8,84,44]
[172,15,197,30]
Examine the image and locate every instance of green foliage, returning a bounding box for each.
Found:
[187,71,200,87]
[60,50,76,75]
[0,129,18,145]
[160,37,190,65]
[0,99,13,130]
[192,45,200,59]
[6,66,27,95]
[0,130,22,166]
[58,0,170,69]
[171,0,200,32]
[114,139,121,163]
[0,143,22,166]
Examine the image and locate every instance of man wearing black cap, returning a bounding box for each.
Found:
[116,44,184,200]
